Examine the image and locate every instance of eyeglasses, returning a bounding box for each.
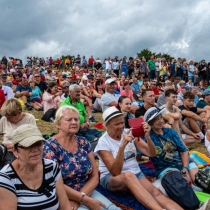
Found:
[62,86,69,89]
[108,83,116,86]
[17,141,43,149]
[34,76,40,78]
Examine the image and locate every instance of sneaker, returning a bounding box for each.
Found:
[92,110,97,113]
[89,116,97,123]
[199,199,210,210]
[25,103,33,111]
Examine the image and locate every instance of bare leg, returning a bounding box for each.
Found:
[186,117,201,133]
[189,168,199,182]
[85,105,92,117]
[109,172,183,209]
[140,178,183,210]
[184,135,201,145]
[109,172,163,210]
[21,96,28,103]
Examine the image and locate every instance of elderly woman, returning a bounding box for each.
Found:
[43,105,120,210]
[42,82,62,113]
[94,106,182,210]
[143,107,198,182]
[0,124,71,209]
[0,98,36,166]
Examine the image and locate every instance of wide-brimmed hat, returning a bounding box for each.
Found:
[11,124,46,147]
[105,78,116,85]
[144,107,166,123]
[103,106,125,125]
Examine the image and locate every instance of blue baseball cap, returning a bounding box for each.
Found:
[203,89,210,96]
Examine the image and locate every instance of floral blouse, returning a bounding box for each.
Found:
[43,135,92,191]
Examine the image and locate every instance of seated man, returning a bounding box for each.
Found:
[176,85,190,106]
[179,91,210,140]
[131,76,141,96]
[101,78,120,111]
[160,89,201,145]
[197,89,210,109]
[60,84,102,144]
[15,76,33,110]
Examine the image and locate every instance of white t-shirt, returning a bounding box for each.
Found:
[94,129,140,179]
[105,60,112,70]
[155,61,161,72]
[0,113,36,145]
[1,85,14,99]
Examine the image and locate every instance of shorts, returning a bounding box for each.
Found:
[100,171,145,191]
[183,118,201,131]
[158,162,197,179]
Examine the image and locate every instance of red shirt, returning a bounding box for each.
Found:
[12,80,20,85]
[0,89,6,108]
[88,58,94,65]
[153,88,161,95]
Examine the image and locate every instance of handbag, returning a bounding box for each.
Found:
[195,168,210,193]
[161,171,200,209]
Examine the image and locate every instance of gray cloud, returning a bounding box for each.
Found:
[0,0,210,62]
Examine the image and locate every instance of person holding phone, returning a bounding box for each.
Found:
[94,106,182,210]
[42,82,62,113]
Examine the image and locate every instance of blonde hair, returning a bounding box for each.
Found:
[179,80,185,86]
[55,105,79,124]
[1,98,22,116]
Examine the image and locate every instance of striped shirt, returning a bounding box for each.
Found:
[0,159,60,210]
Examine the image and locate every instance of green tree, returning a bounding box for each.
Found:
[137,48,155,61]
[137,48,174,61]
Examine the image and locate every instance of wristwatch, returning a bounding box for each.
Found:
[167,122,173,126]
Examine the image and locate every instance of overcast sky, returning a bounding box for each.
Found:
[0,0,210,62]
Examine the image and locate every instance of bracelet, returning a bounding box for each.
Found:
[182,166,188,170]
[80,192,86,204]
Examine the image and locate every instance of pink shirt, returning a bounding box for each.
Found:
[120,90,133,100]
[42,92,62,113]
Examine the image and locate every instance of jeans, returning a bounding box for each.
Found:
[149,70,156,79]
[78,190,121,210]
[77,128,102,142]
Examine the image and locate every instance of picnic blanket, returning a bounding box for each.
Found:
[189,151,210,169]
[96,161,156,210]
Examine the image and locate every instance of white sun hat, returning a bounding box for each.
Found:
[144,107,166,123]
[103,106,125,125]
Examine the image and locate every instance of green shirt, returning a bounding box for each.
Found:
[147,60,156,71]
[196,100,208,109]
[60,96,88,124]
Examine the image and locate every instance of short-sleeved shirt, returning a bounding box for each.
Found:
[43,136,92,191]
[178,105,198,120]
[197,100,208,109]
[135,105,147,118]
[131,83,140,93]
[101,92,120,112]
[60,96,88,124]
[0,159,60,210]
[30,86,41,100]
[94,129,140,179]
[142,128,188,177]
[147,60,156,71]
[16,84,32,93]
[35,81,48,93]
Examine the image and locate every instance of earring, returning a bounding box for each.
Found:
[16,156,19,159]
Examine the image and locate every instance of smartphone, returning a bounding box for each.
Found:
[128,118,145,137]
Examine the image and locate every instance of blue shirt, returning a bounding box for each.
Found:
[16,85,32,93]
[142,128,188,177]
[131,83,140,93]
[43,135,92,191]
[30,86,41,100]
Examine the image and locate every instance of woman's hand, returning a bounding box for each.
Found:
[121,128,134,148]
[69,200,80,210]
[142,122,151,137]
[85,197,106,210]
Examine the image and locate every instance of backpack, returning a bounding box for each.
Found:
[0,143,7,170]
[161,171,200,209]
[41,108,57,122]
[195,168,210,193]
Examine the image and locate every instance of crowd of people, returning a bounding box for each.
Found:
[0,54,210,209]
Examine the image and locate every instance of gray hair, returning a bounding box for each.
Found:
[61,81,69,86]
[55,105,79,125]
[69,84,80,92]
